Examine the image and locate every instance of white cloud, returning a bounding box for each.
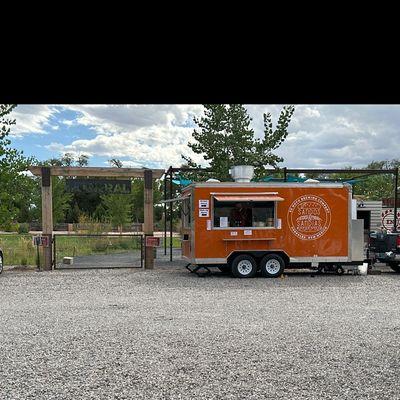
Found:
[61,104,202,136]
[60,119,76,127]
[11,104,400,170]
[46,124,207,169]
[46,104,205,168]
[9,105,58,137]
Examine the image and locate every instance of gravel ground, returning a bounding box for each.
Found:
[1,263,400,399]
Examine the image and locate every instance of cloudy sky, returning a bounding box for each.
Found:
[8,104,400,170]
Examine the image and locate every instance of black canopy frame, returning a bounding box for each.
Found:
[163,166,399,262]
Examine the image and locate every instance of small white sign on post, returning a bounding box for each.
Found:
[199,199,209,208]
[199,209,209,217]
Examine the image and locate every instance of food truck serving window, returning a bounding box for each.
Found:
[213,195,283,228]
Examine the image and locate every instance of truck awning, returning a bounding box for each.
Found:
[213,195,284,202]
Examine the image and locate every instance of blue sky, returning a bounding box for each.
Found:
[9,104,400,170]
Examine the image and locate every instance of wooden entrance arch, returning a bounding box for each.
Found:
[29,166,165,270]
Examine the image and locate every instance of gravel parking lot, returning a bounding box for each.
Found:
[1,264,400,399]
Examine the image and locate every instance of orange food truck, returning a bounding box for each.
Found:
[178,167,364,278]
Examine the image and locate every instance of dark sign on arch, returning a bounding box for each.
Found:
[66,178,131,194]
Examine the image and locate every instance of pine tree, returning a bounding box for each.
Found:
[182,104,295,180]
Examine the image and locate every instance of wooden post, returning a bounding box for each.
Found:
[41,167,53,270]
[164,171,167,255]
[143,169,154,269]
[169,168,173,262]
[394,168,399,233]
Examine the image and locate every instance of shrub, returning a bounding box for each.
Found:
[18,223,29,234]
[2,222,19,232]
[20,257,28,266]
[93,241,108,252]
[118,240,131,250]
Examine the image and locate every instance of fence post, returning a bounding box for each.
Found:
[143,170,154,269]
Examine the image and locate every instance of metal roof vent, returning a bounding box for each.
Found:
[304,178,320,183]
[230,165,254,182]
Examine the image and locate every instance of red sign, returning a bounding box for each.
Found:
[33,235,50,247]
[146,236,160,247]
[381,209,400,231]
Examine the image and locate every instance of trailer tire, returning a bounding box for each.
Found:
[231,255,257,278]
[0,252,3,274]
[388,261,400,273]
[260,254,285,278]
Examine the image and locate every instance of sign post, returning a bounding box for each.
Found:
[41,167,53,270]
[145,236,160,247]
[144,170,154,269]
[33,235,50,271]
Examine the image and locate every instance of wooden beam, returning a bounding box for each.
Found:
[29,166,165,179]
[41,167,53,270]
[143,170,154,269]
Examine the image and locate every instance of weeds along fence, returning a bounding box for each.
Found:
[53,234,144,269]
[28,222,144,233]
[0,234,45,267]
[54,234,142,258]
[0,233,182,267]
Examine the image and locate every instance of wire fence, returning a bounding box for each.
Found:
[54,234,144,269]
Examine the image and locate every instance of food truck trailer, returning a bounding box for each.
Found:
[178,167,364,278]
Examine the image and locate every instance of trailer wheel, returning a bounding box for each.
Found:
[388,262,400,273]
[260,254,285,278]
[0,252,3,274]
[231,255,257,278]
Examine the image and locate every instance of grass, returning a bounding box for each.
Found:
[0,234,43,267]
[0,234,181,266]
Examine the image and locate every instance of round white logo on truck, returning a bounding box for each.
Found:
[287,195,331,240]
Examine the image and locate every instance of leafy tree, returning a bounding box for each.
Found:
[258,106,295,171]
[51,177,73,223]
[301,161,399,201]
[77,154,89,167]
[93,202,107,222]
[101,190,132,232]
[66,202,82,223]
[355,160,399,200]
[0,104,36,227]
[42,154,93,220]
[61,152,74,166]
[108,158,123,168]
[130,178,163,223]
[182,104,295,180]
[32,161,73,225]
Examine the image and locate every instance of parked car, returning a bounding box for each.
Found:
[369,231,400,272]
[0,248,3,274]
